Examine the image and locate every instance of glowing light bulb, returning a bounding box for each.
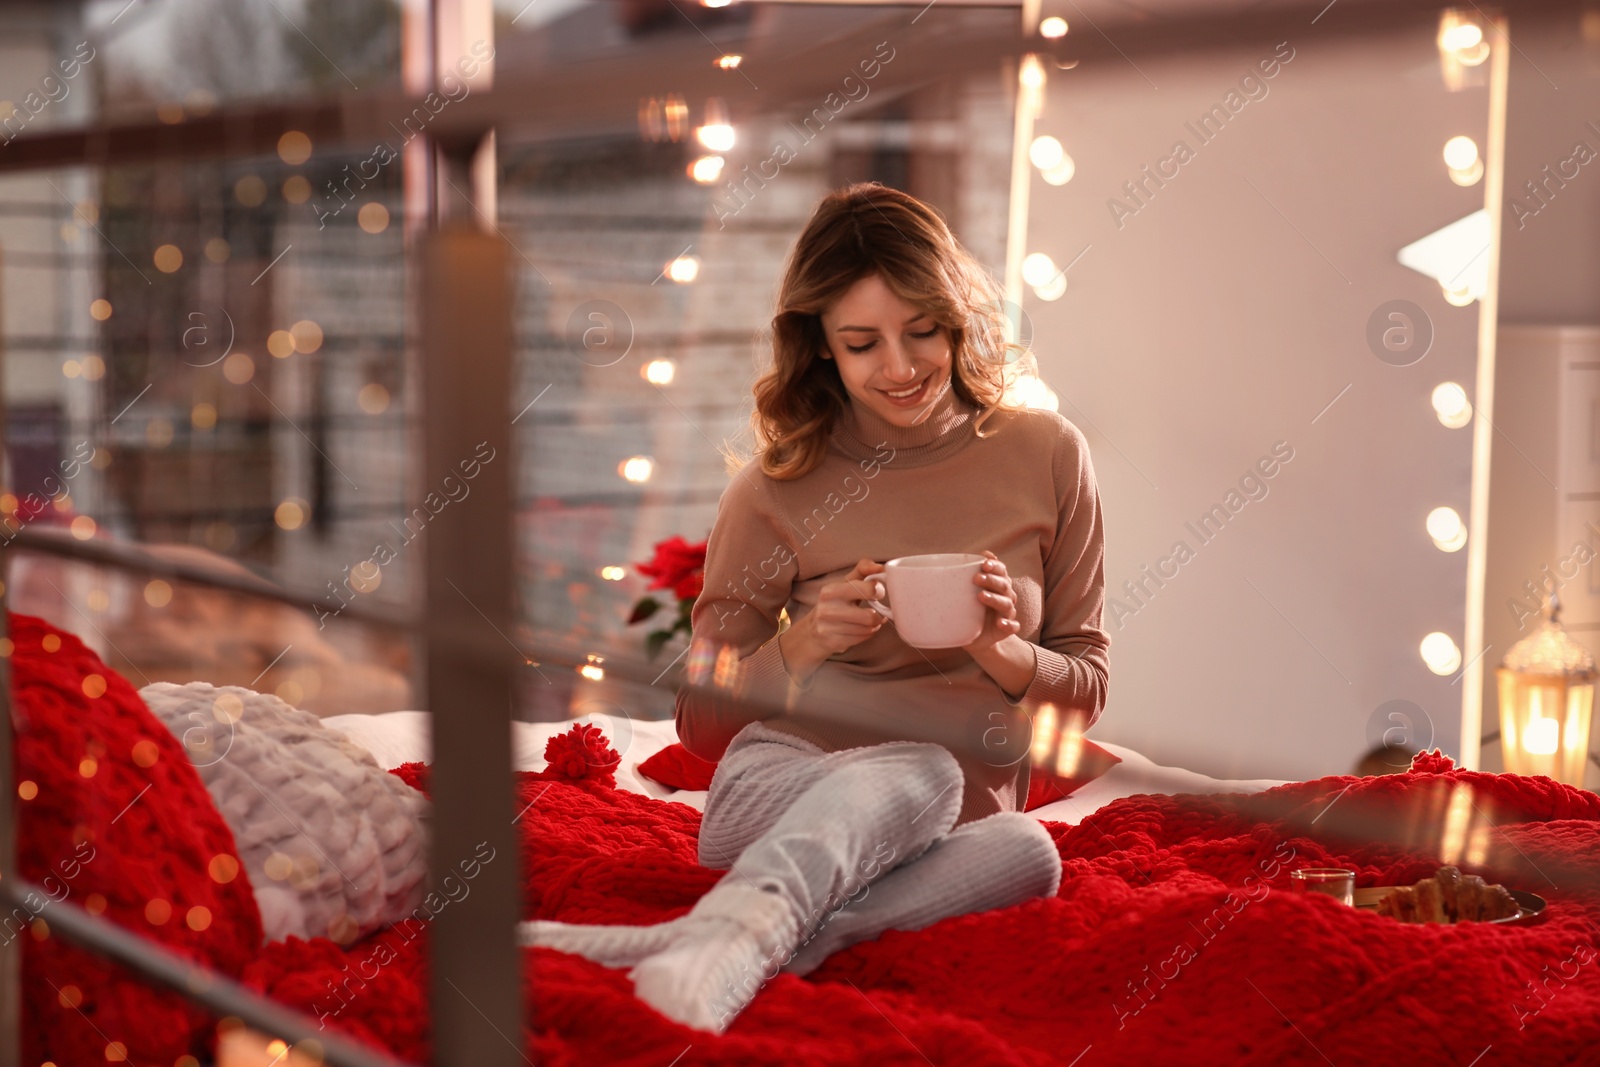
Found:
[620,456,655,483]
[644,359,676,385]
[1448,160,1484,187]
[1431,382,1472,428]
[1443,136,1479,171]
[1042,155,1076,185]
[1420,631,1462,676]
[1426,506,1467,552]
[153,244,183,273]
[1021,252,1058,287]
[667,256,700,283]
[275,499,307,530]
[359,203,390,233]
[1020,55,1046,89]
[1039,16,1068,38]
[277,131,312,165]
[696,124,734,152]
[1441,22,1483,51]
[1030,135,1065,171]
[689,155,725,183]
[1523,715,1560,756]
[1033,274,1068,302]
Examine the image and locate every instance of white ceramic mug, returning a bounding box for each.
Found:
[864,552,987,649]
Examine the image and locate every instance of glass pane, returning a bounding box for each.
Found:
[500,2,1020,724]
[0,1,402,135]
[1,155,414,711]
[1021,16,1496,779]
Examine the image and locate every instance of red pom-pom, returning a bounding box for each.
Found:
[1409,749,1457,774]
[542,723,620,788]
[389,761,431,796]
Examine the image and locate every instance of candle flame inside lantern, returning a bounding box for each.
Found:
[1523,716,1560,756]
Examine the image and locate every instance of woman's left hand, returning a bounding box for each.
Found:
[964,550,1022,653]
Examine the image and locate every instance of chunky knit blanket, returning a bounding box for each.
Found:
[244,748,1600,1066]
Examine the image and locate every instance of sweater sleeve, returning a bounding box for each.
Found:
[673,465,805,761]
[1012,418,1111,729]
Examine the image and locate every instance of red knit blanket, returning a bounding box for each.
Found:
[245,751,1600,1065]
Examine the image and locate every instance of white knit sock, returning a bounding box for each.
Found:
[516,914,697,968]
[629,879,800,1033]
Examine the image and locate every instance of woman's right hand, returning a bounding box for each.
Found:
[780,559,887,679]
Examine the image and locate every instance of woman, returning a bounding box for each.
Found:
[521,182,1110,1033]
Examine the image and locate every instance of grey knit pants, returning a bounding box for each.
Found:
[697,720,1062,978]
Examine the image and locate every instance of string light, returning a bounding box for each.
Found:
[153,244,183,272]
[666,256,700,283]
[359,203,390,233]
[689,155,725,184]
[619,456,655,483]
[696,97,734,151]
[277,131,312,165]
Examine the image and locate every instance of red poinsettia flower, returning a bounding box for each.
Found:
[636,535,706,602]
[542,723,620,788]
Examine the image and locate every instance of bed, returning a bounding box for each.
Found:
[316,708,1292,825]
[14,615,1600,1066]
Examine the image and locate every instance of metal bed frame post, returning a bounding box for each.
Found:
[0,245,17,1067]
[418,0,522,1052]
[418,202,524,1061]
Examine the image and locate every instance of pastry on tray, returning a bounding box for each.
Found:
[1374,865,1519,923]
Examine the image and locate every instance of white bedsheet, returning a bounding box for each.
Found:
[320,711,1288,826]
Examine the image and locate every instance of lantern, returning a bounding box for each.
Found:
[1495,593,1596,787]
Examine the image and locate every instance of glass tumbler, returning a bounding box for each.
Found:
[1289,867,1355,906]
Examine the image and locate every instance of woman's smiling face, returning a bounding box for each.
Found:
[819,273,952,427]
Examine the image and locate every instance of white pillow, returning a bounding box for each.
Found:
[141,682,430,945]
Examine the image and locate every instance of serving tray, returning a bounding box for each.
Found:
[1353,885,1547,926]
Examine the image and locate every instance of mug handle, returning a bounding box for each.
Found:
[863,577,893,621]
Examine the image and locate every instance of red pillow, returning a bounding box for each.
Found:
[1023,739,1122,810]
[637,738,1121,811]
[11,613,263,1066]
[638,742,718,792]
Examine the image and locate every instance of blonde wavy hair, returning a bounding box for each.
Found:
[724,182,1035,481]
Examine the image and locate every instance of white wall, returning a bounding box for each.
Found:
[1023,22,1493,780]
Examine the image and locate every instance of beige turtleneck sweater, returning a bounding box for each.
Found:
[674,379,1110,825]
